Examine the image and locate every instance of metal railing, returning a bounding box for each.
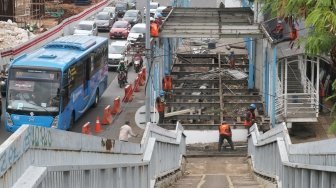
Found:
[0,122,186,188]
[275,57,318,121]
[275,77,284,120]
[248,123,336,187]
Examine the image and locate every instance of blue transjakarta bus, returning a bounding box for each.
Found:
[5,35,109,132]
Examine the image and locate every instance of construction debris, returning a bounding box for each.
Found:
[0,20,35,50]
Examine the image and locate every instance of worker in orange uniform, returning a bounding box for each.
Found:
[218,121,234,152]
[150,17,159,37]
[289,23,298,49]
[156,90,166,124]
[244,104,256,131]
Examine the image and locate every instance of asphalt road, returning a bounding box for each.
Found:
[0,0,217,144]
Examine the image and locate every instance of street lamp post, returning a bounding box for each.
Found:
[145,0,151,123]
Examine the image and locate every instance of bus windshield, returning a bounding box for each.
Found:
[7,68,61,113]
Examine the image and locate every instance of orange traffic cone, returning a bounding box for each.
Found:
[82,122,91,135]
[133,76,140,92]
[95,116,102,133]
[102,105,113,125]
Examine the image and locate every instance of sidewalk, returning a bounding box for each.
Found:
[94,66,147,143]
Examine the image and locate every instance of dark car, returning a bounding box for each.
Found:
[122,10,142,26]
[109,21,131,39]
[115,2,128,18]
[94,11,114,31]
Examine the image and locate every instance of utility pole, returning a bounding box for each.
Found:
[145,0,151,123]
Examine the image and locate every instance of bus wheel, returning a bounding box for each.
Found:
[67,113,75,131]
[93,90,99,108]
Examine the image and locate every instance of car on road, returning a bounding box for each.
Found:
[144,2,160,19]
[155,6,167,19]
[122,10,142,26]
[108,41,130,69]
[109,21,131,39]
[127,23,146,44]
[73,20,98,36]
[115,2,128,18]
[102,6,117,22]
[94,11,114,31]
[125,0,136,10]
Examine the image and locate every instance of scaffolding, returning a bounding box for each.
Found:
[0,0,53,28]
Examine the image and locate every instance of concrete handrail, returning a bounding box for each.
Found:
[248,123,336,187]
[0,122,186,188]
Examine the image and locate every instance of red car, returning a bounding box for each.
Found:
[109,21,131,39]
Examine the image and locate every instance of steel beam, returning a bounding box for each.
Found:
[170,71,206,76]
[173,79,219,84]
[164,114,220,120]
[166,102,220,108]
[170,95,220,100]
[173,88,219,93]
[159,124,246,130]
[159,32,263,38]
[173,63,219,68]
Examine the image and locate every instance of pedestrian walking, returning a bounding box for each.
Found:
[119,121,138,142]
[218,121,234,151]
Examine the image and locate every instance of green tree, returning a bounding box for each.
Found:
[260,0,336,132]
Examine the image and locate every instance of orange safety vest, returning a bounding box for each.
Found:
[163,76,173,91]
[319,84,325,97]
[156,101,165,112]
[289,28,298,41]
[244,111,255,128]
[150,22,159,37]
[219,123,231,137]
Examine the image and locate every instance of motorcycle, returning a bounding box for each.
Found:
[133,54,143,73]
[118,71,127,88]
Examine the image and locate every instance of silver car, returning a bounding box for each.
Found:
[73,20,98,36]
[94,12,114,31]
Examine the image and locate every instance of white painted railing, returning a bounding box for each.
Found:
[0,122,185,188]
[276,56,319,122]
[248,123,336,187]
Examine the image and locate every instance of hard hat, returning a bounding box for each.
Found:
[150,17,155,22]
[159,90,165,96]
[249,103,256,110]
[120,60,125,63]
[277,20,282,24]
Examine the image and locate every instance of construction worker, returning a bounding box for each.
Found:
[119,121,138,142]
[271,20,284,41]
[156,90,166,124]
[218,121,234,151]
[245,104,256,129]
[228,49,235,69]
[289,23,299,49]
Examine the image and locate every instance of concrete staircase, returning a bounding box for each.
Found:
[168,156,273,188]
[161,54,270,132]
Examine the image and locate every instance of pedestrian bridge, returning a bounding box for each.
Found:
[0,123,185,188]
[1,122,336,187]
